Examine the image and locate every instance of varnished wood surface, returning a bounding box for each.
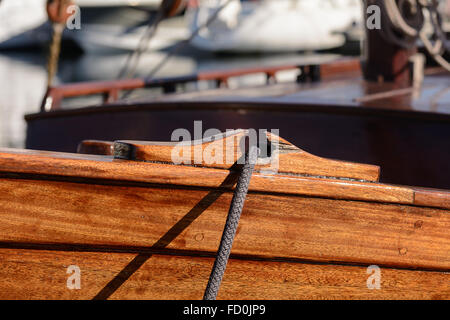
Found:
[0,140,448,299]
[0,148,418,206]
[77,140,114,156]
[0,147,449,209]
[0,249,448,300]
[114,130,380,182]
[414,188,450,209]
[0,177,448,270]
[42,57,360,111]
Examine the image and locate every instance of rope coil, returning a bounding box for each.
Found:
[378,0,450,72]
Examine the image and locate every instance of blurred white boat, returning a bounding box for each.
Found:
[0,0,47,46]
[0,0,164,50]
[72,17,190,53]
[186,0,363,53]
[0,53,47,148]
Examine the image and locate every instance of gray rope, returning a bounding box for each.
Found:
[203,146,258,300]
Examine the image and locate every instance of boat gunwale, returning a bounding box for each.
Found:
[24,98,450,122]
[0,147,449,210]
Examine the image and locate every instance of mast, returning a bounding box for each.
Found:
[361,0,419,87]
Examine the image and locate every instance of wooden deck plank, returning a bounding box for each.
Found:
[0,249,448,300]
[0,149,416,206]
[414,188,450,209]
[0,178,448,270]
[113,130,381,182]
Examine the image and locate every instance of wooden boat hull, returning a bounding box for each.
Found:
[0,141,448,300]
[1,176,449,300]
[2,249,449,300]
[26,101,450,189]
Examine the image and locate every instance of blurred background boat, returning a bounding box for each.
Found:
[0,0,165,51]
[0,0,366,53]
[186,0,363,52]
[0,0,47,50]
[2,0,449,53]
[73,14,189,53]
[0,53,47,148]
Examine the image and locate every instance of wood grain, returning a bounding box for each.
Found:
[114,130,381,182]
[414,188,450,209]
[43,58,359,110]
[0,148,415,206]
[319,58,361,79]
[77,140,114,156]
[0,249,447,300]
[0,249,131,300]
[0,178,448,270]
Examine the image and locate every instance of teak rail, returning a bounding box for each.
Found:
[41,58,361,111]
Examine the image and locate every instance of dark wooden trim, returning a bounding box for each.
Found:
[40,58,361,111]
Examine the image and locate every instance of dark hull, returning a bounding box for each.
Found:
[26,101,450,189]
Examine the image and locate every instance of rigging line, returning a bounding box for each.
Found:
[117,10,165,80]
[420,32,450,71]
[46,0,70,88]
[47,23,64,88]
[428,3,450,51]
[379,0,423,49]
[119,0,234,101]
